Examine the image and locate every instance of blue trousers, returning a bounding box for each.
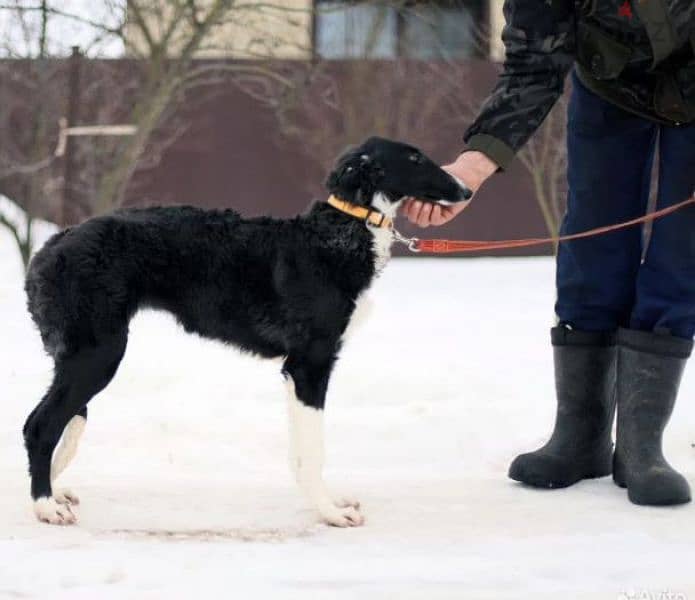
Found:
[555,71,695,339]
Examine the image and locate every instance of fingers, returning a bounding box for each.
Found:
[430,205,444,226]
[416,203,433,228]
[402,199,422,225]
[400,198,418,220]
[435,201,471,226]
[402,199,434,228]
[400,198,413,216]
[402,199,468,228]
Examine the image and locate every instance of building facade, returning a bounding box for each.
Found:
[126,1,505,61]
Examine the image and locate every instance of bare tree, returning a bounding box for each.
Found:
[0,0,313,271]
[0,1,66,269]
[91,0,312,212]
[0,1,141,269]
[279,0,570,247]
[274,0,485,197]
[516,94,569,243]
[275,60,477,191]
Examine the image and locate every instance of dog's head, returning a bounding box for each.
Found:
[326,137,472,211]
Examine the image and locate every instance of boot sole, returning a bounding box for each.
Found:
[628,490,691,506]
[509,457,612,489]
[613,478,689,504]
[614,474,690,505]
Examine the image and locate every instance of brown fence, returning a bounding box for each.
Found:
[2,58,559,256]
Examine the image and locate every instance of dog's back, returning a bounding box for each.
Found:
[24,204,370,361]
[25,206,259,359]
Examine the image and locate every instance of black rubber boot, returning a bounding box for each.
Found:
[509,327,617,488]
[613,329,692,506]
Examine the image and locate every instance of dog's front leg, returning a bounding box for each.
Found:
[283,357,363,527]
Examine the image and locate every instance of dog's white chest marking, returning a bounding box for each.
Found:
[370,226,393,274]
[342,294,374,342]
[368,193,397,274]
[342,192,398,341]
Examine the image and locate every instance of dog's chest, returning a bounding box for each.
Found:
[369,226,393,275]
[341,225,392,342]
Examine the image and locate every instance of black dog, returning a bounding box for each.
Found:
[23,137,470,526]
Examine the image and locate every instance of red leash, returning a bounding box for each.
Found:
[403,195,695,254]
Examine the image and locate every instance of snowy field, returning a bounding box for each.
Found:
[1,221,694,600]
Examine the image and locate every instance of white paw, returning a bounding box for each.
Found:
[53,488,80,506]
[33,497,77,525]
[319,504,365,528]
[333,495,360,509]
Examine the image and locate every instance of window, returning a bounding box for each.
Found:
[315,2,398,58]
[314,1,486,60]
[400,3,478,59]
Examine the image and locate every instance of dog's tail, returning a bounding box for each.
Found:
[25,229,75,359]
[26,218,137,360]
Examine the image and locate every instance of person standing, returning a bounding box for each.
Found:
[403,0,695,506]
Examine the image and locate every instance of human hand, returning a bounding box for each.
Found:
[401,151,497,228]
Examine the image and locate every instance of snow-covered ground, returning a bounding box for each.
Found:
[1,223,693,600]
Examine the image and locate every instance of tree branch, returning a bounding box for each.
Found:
[125,0,158,54]
[0,4,125,36]
[0,155,54,179]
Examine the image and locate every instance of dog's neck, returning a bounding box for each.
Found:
[327,189,400,219]
[369,193,397,274]
[318,191,398,274]
[370,192,400,222]
[326,193,397,229]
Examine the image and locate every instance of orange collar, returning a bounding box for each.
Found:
[326,195,393,229]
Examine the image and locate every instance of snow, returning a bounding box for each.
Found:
[1,221,694,600]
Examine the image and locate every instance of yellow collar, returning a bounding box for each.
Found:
[326,195,393,229]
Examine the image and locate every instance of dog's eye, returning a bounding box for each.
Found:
[409,153,423,164]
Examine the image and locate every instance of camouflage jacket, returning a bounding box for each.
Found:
[464,0,695,170]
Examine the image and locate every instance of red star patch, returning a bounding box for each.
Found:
[618,0,633,18]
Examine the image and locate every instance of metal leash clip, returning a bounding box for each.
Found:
[392,227,421,253]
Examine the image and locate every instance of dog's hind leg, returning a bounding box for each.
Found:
[24,330,127,525]
[50,405,87,506]
[283,344,364,528]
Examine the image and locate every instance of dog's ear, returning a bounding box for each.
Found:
[326,148,383,204]
[326,149,360,192]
